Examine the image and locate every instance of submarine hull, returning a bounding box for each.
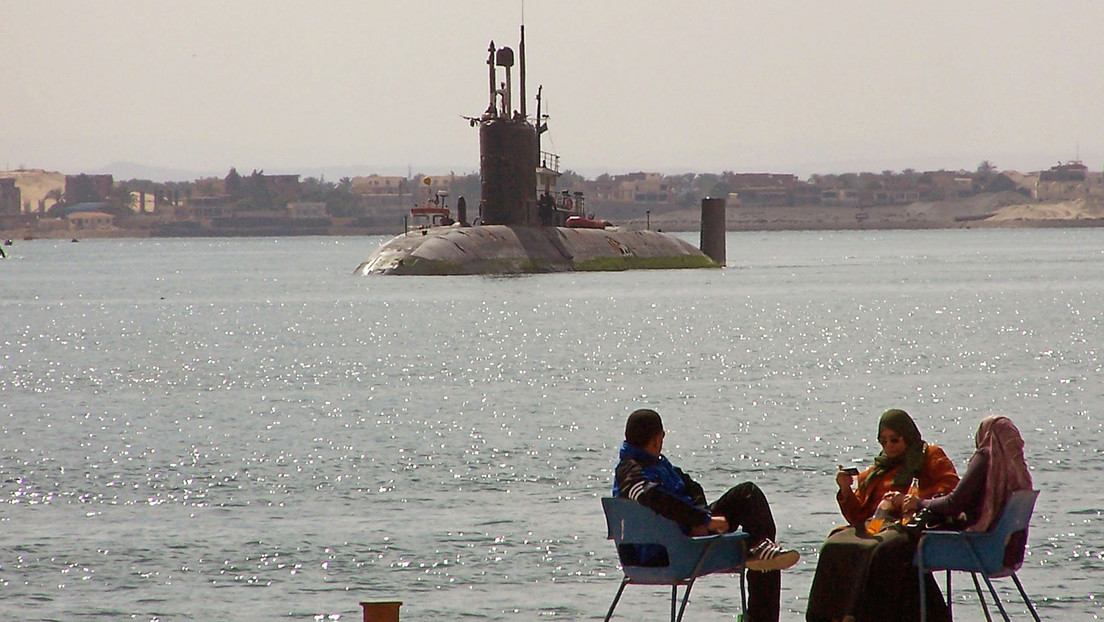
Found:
[355,226,718,276]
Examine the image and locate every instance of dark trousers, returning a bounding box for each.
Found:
[805,526,949,622]
[858,528,949,622]
[710,481,781,622]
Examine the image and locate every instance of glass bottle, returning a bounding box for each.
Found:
[901,477,921,524]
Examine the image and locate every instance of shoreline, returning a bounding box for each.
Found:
[640,194,1104,233]
[4,196,1104,241]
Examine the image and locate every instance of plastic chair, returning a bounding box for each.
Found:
[915,490,1041,622]
[602,497,747,622]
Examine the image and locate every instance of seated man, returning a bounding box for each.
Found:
[613,408,799,622]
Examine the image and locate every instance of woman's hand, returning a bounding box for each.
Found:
[836,468,854,492]
[883,490,905,512]
[901,495,921,515]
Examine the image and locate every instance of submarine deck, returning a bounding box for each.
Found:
[355,225,718,275]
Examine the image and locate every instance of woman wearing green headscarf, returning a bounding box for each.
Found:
[806,409,960,622]
[837,408,959,526]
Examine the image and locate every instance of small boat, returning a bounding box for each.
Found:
[409,192,454,230]
[565,215,611,229]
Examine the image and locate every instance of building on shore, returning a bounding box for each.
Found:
[287,202,327,219]
[1035,161,1104,201]
[64,174,114,203]
[66,210,116,231]
[0,178,20,215]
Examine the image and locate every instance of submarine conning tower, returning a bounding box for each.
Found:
[479,34,538,226]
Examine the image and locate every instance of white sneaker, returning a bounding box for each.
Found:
[746,538,800,572]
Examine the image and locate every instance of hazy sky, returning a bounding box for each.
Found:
[4,1,1104,181]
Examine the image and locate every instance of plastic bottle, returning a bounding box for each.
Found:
[867,498,892,534]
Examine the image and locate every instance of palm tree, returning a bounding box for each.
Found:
[44,188,63,213]
[976,161,997,177]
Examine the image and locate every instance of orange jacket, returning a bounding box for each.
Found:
[837,444,959,526]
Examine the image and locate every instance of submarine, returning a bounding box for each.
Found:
[355,28,722,276]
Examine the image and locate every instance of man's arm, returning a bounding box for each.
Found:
[679,469,730,533]
[616,459,711,528]
[679,468,709,507]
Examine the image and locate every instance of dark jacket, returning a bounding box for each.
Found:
[919,446,989,526]
[613,441,712,530]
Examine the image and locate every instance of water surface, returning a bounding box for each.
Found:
[1,230,1101,620]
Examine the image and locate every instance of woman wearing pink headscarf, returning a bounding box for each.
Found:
[901,414,1033,530]
[852,415,1033,622]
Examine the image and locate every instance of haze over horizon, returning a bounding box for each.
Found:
[4,1,1104,182]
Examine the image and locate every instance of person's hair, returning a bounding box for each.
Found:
[625,409,664,448]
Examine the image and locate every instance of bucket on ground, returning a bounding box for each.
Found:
[360,601,402,622]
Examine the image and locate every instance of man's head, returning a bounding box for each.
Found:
[626,408,665,456]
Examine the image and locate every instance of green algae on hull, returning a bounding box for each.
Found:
[574,255,718,271]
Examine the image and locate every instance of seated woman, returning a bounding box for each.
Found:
[806,409,960,622]
[856,415,1033,621]
[901,414,1032,530]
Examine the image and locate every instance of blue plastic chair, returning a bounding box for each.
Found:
[602,497,747,622]
[915,490,1041,622]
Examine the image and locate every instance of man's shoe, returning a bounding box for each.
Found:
[746,538,800,572]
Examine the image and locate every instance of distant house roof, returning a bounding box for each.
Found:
[63,202,110,216]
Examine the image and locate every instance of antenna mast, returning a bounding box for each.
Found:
[519,25,527,120]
